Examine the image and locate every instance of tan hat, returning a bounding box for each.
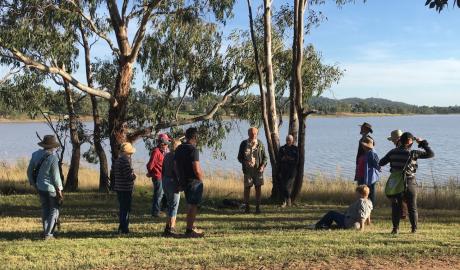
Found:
[38,135,60,149]
[361,137,374,149]
[120,142,136,154]
[387,130,403,142]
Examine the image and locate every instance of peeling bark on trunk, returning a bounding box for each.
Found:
[63,81,80,191]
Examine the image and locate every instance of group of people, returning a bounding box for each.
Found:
[314,122,434,232]
[27,121,434,240]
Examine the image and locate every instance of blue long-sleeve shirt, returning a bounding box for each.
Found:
[27,149,63,194]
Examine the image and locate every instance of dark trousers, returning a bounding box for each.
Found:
[368,183,376,207]
[117,191,133,233]
[316,210,346,229]
[151,179,164,216]
[391,182,417,230]
[280,173,295,201]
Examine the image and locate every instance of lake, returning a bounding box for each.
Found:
[0,114,458,185]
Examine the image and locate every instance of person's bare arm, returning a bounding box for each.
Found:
[192,161,204,181]
[359,218,366,231]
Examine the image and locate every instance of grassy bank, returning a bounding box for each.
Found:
[2,160,459,210]
[1,188,459,269]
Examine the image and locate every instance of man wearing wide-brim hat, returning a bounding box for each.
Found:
[355,122,375,181]
[27,135,63,240]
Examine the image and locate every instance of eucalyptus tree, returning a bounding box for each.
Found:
[425,0,460,11]
[0,0,236,161]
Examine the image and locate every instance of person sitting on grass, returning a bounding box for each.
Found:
[313,185,373,231]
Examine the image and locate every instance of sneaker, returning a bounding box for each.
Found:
[44,235,55,240]
[185,227,204,238]
[255,207,261,214]
[280,201,287,208]
[411,228,417,233]
[163,227,178,238]
[307,224,316,230]
[244,205,250,214]
[391,228,399,234]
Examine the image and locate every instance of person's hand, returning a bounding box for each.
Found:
[415,137,424,144]
[56,190,64,203]
[258,166,264,173]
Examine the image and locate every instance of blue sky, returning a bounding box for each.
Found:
[225,0,460,106]
[2,0,459,106]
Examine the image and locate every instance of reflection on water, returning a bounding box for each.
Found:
[0,115,458,184]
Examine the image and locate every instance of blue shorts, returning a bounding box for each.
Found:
[184,180,203,205]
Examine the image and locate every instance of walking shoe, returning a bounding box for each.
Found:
[391,228,399,234]
[44,235,55,240]
[255,207,261,214]
[411,228,417,233]
[185,227,204,238]
[163,227,178,238]
[244,205,250,214]
[280,201,287,208]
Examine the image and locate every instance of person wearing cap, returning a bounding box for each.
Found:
[27,135,63,240]
[237,127,268,214]
[112,142,137,234]
[146,133,170,217]
[379,132,434,234]
[355,137,380,207]
[355,122,374,181]
[387,129,408,219]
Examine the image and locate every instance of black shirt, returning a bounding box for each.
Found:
[278,144,299,177]
[174,142,199,184]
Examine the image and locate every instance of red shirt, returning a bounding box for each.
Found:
[146,147,165,180]
[356,154,367,180]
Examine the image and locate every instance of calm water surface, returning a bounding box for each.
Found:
[0,115,458,185]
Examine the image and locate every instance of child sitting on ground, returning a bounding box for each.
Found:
[313,185,373,231]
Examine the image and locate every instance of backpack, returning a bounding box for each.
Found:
[32,153,51,185]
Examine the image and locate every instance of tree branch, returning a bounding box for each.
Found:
[302,109,318,117]
[64,0,120,56]
[175,84,191,120]
[129,0,162,62]
[7,47,117,106]
[154,82,248,130]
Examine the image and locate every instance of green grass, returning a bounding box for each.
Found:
[1,188,459,270]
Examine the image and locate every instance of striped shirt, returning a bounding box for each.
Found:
[379,140,434,180]
[112,155,136,192]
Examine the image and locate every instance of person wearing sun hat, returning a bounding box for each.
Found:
[146,133,171,217]
[355,137,381,207]
[355,122,375,181]
[27,135,63,240]
[112,142,137,234]
[387,130,403,146]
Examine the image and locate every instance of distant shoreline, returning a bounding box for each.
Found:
[1,112,458,123]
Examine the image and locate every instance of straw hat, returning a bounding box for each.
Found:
[120,142,136,154]
[361,137,374,149]
[387,129,403,142]
[38,135,60,149]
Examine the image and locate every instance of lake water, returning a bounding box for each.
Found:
[1,115,458,185]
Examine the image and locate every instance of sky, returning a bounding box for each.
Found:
[2,0,459,107]
[224,0,460,106]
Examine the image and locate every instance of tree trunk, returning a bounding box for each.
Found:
[63,80,80,191]
[290,0,307,202]
[108,61,133,161]
[263,0,281,200]
[80,26,110,192]
[288,0,299,140]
